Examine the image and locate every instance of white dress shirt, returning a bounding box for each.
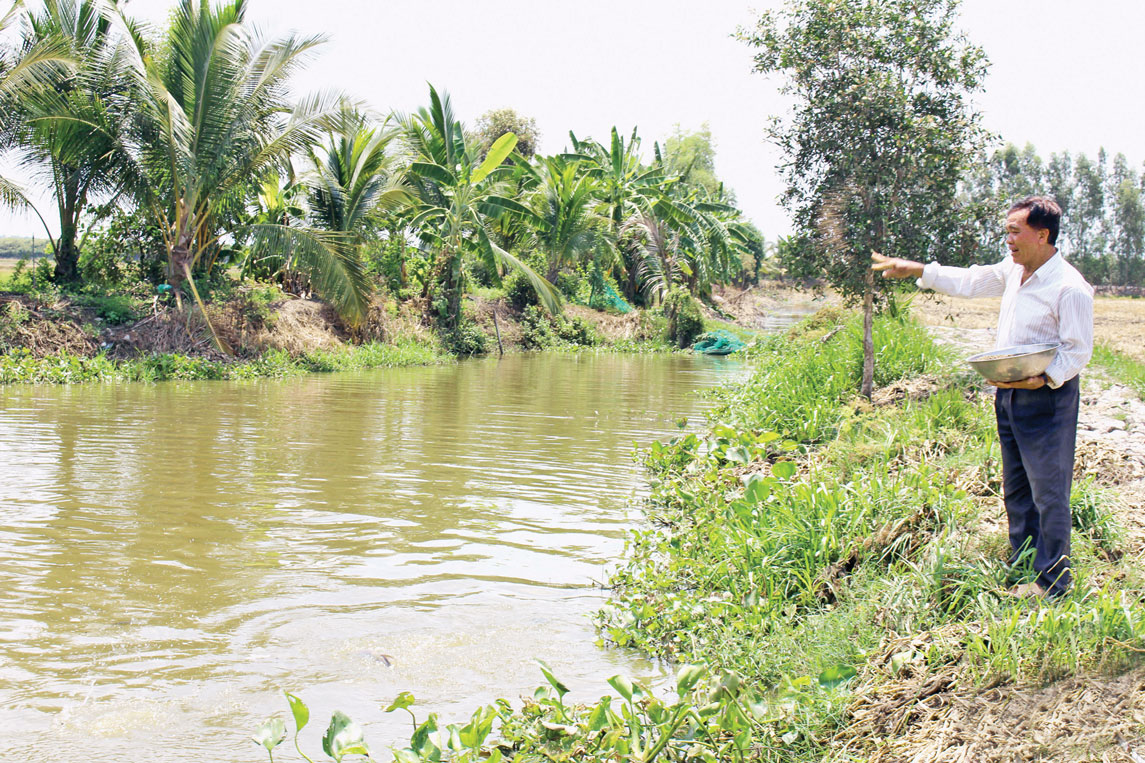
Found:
[916,253,1094,388]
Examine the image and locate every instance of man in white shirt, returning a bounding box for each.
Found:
[871,196,1094,598]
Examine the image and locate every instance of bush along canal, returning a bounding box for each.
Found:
[257,308,1145,762]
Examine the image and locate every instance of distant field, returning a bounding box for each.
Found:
[0,256,52,280]
[0,237,48,259]
[914,292,1145,363]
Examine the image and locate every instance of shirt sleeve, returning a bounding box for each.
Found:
[1043,286,1094,388]
[916,260,1008,298]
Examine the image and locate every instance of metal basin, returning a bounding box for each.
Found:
[966,343,1060,383]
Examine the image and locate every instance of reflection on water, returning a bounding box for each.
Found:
[0,353,742,762]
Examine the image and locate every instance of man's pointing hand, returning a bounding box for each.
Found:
[871,251,924,280]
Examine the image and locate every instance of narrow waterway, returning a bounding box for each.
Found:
[0,352,744,761]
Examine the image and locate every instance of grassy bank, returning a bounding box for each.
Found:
[0,339,449,384]
[1092,343,1145,400]
[592,308,1145,760]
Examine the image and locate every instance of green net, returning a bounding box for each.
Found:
[588,280,633,313]
[692,329,748,355]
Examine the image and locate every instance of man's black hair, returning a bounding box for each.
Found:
[1009,196,1062,246]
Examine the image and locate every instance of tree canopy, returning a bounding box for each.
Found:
[740,0,989,396]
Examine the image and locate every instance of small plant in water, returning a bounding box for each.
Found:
[253,661,859,763]
[252,692,369,763]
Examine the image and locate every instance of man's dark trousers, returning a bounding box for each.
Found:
[994,375,1079,596]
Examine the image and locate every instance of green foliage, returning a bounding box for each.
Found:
[740,0,989,303]
[719,310,948,442]
[443,320,490,356]
[553,313,600,347]
[504,270,540,310]
[70,293,141,325]
[597,303,1145,761]
[400,85,561,327]
[0,340,449,385]
[961,143,1145,285]
[17,0,137,283]
[473,107,540,159]
[661,288,704,348]
[1070,476,1122,552]
[79,208,167,288]
[662,122,722,198]
[519,304,600,350]
[0,237,49,258]
[0,257,56,293]
[130,0,372,322]
[257,663,861,763]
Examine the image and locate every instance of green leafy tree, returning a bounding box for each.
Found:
[740,0,988,398]
[662,122,723,199]
[1108,153,1143,286]
[472,107,539,159]
[1072,151,1108,282]
[1045,150,1073,220]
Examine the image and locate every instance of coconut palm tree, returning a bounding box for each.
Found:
[0,0,73,211]
[621,211,684,305]
[523,155,609,283]
[121,0,365,335]
[399,85,559,327]
[305,110,409,239]
[17,0,136,283]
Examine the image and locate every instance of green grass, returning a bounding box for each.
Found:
[0,340,450,385]
[1092,342,1145,400]
[597,307,1145,758]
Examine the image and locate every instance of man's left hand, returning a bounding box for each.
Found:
[991,375,1047,390]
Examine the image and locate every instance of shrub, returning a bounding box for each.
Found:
[71,294,141,325]
[519,304,556,349]
[555,269,589,302]
[445,320,489,356]
[553,313,599,346]
[662,288,704,348]
[505,271,539,310]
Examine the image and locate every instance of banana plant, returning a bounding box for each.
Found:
[398,84,560,328]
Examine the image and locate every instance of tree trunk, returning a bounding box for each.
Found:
[861,268,875,400]
[53,226,80,283]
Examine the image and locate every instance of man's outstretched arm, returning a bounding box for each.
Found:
[870,252,923,279]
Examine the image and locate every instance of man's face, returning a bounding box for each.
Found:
[1005,209,1049,269]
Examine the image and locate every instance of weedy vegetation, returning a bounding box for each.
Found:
[250,306,1145,761]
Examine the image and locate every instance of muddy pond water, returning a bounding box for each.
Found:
[0,352,748,762]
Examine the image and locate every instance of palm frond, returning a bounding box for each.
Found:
[247,223,371,321]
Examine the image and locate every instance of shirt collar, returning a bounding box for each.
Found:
[1025,251,1062,283]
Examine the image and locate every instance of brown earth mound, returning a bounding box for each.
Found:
[842,668,1145,762]
[0,294,98,357]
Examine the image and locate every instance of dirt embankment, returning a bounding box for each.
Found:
[0,291,438,361]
